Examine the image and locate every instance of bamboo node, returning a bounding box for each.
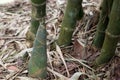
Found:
[62,27,74,32]
[32,15,46,21]
[106,31,120,38]
[97,29,105,33]
[31,1,46,7]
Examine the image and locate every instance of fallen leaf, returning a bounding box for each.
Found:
[73,39,86,59]
[6,65,20,72]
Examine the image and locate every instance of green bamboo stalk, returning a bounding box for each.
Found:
[28,0,47,79]
[56,0,83,46]
[26,0,46,47]
[94,0,120,66]
[93,0,113,48]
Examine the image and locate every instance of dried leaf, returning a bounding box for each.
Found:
[6,65,20,72]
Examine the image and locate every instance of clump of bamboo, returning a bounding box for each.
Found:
[94,0,120,66]
[93,0,113,48]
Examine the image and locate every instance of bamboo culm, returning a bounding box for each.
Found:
[94,0,120,66]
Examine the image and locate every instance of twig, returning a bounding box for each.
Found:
[47,67,69,80]
[0,36,26,40]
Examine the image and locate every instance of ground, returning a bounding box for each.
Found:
[0,0,120,80]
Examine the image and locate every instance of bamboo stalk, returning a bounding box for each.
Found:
[28,0,47,79]
[93,0,113,48]
[26,0,46,47]
[94,0,120,66]
[56,0,83,47]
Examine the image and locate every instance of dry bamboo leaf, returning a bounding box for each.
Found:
[56,44,70,77]
[6,65,20,72]
[70,72,87,80]
[47,67,69,80]
[17,76,38,80]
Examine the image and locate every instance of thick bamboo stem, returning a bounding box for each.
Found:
[26,0,46,47]
[94,0,120,66]
[93,0,113,48]
[57,0,83,46]
[28,0,47,79]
